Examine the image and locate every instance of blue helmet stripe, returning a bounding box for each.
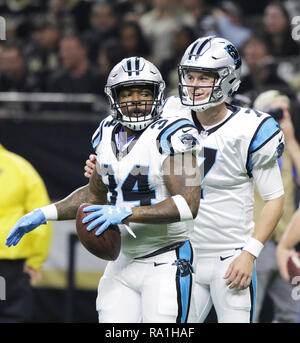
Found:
[127,59,132,76]
[188,37,213,60]
[195,37,212,56]
[135,57,140,76]
[188,42,199,60]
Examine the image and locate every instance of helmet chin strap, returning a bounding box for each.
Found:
[116,99,160,131]
[190,97,224,112]
[122,120,152,131]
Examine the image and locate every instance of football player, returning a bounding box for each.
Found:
[84,37,286,323]
[6,57,202,323]
[162,36,285,323]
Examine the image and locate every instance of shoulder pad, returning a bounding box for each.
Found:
[156,118,198,155]
[91,115,117,150]
[249,116,280,154]
[246,116,283,175]
[162,96,188,118]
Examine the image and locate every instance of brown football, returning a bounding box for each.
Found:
[76,203,121,261]
[287,252,300,283]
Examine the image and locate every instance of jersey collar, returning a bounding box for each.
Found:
[191,103,240,136]
[111,123,144,160]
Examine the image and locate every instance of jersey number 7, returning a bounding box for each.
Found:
[198,147,217,199]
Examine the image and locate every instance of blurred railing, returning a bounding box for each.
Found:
[0,92,103,104]
[0,92,109,122]
[0,93,110,199]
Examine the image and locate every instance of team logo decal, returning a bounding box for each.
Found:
[179,133,199,148]
[276,142,284,158]
[224,44,241,69]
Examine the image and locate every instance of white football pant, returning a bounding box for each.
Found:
[96,240,195,323]
[189,249,256,323]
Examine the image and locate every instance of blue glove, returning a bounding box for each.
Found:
[82,205,132,236]
[5,209,46,247]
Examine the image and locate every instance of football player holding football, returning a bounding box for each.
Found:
[6,57,202,323]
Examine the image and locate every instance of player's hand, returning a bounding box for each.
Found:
[5,209,46,247]
[276,245,293,282]
[224,251,255,291]
[84,154,97,178]
[82,205,132,236]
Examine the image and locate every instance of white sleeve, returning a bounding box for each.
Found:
[169,126,200,154]
[252,160,284,200]
[247,116,284,174]
[157,119,200,155]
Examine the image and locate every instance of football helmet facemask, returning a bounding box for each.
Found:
[178,36,242,112]
[105,57,165,131]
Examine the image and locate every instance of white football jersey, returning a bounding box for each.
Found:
[92,115,200,259]
[162,96,284,257]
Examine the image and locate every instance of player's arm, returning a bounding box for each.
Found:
[225,162,284,291]
[82,151,201,235]
[5,167,107,247]
[225,117,285,290]
[277,208,300,281]
[125,151,201,224]
[55,168,107,220]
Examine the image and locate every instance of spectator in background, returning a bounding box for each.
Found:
[261,1,300,57]
[24,18,60,92]
[83,2,119,63]
[160,25,196,95]
[0,44,41,92]
[139,0,191,66]
[0,144,52,322]
[117,0,153,22]
[97,40,126,81]
[119,21,151,60]
[181,0,216,37]
[49,0,92,34]
[0,0,46,40]
[253,90,300,323]
[212,1,252,48]
[238,36,289,99]
[47,35,106,112]
[225,0,270,17]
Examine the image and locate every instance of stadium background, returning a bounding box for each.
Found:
[0,0,300,322]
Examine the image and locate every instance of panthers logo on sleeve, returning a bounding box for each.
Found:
[156,118,199,155]
[179,132,199,149]
[276,133,284,158]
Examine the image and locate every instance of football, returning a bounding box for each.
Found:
[287,252,300,283]
[76,203,121,261]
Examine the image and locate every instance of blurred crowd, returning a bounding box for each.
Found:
[0,0,300,112]
[0,0,300,324]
